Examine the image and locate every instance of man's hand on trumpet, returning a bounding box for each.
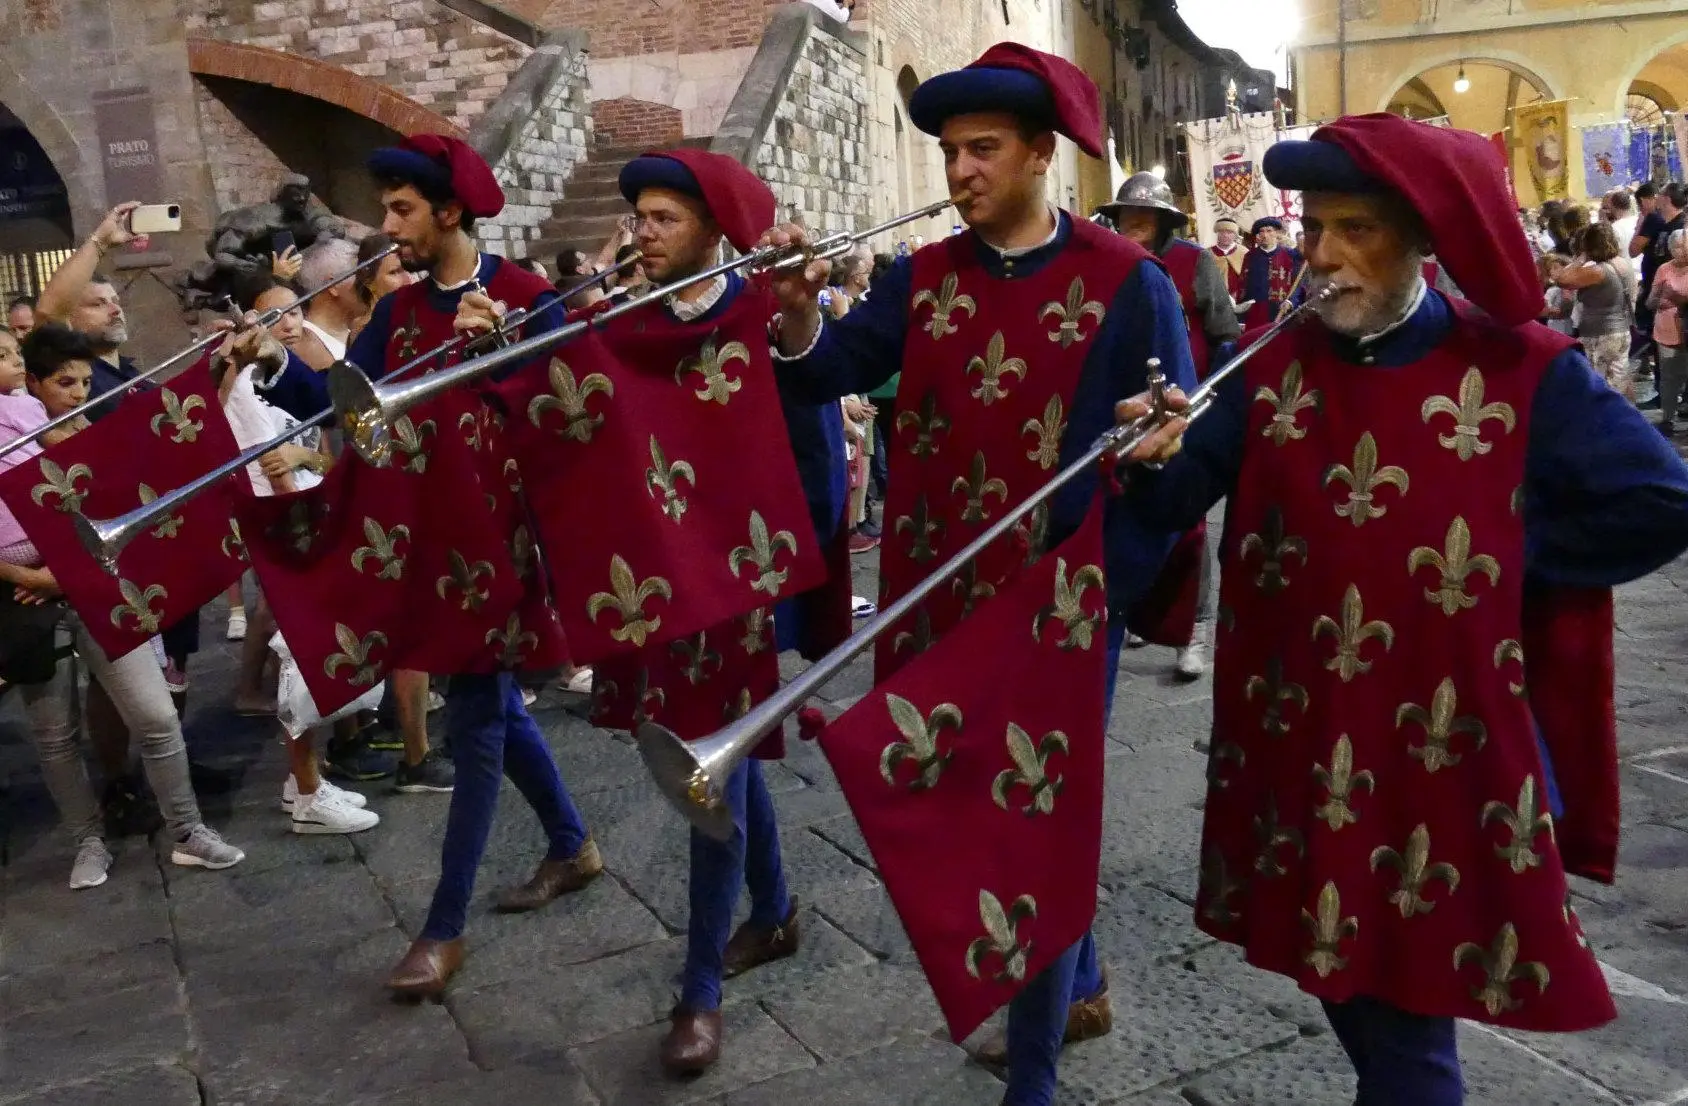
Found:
[758,222,831,356]
[1112,386,1192,465]
[212,314,285,388]
[455,290,508,337]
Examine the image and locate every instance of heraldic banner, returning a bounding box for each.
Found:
[1514,100,1571,202]
[1183,113,1316,245]
[815,498,1108,1042]
[0,357,248,660]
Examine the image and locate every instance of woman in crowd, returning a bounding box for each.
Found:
[351,233,414,340]
[1649,228,1688,435]
[1554,223,1638,396]
[1,323,245,888]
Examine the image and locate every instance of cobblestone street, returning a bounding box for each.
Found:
[6,549,1688,1106]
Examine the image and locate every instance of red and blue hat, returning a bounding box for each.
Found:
[1250,217,1286,235]
[907,43,1105,159]
[617,148,775,254]
[366,134,504,219]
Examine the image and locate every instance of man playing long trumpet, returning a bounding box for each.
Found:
[1115,114,1688,1105]
[759,43,1195,1106]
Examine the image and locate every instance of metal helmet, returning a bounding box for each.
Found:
[1097,171,1188,223]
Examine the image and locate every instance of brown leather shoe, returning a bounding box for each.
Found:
[495,838,604,913]
[660,1006,723,1076]
[387,937,464,999]
[721,897,800,978]
[971,969,1112,1068]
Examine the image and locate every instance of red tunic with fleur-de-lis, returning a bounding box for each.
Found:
[877,220,1149,681]
[1202,308,1613,1031]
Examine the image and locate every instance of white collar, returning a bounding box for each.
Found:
[433,255,484,292]
[978,205,1061,259]
[669,275,727,322]
[1358,277,1428,346]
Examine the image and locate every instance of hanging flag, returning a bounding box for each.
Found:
[1581,123,1628,198]
[1514,100,1571,201]
[1183,113,1317,244]
[813,498,1108,1042]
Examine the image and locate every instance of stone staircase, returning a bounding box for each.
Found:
[528,136,713,260]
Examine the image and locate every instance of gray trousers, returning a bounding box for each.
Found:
[1661,344,1688,425]
[19,614,201,845]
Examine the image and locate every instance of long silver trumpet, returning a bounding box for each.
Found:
[638,286,1336,839]
[330,199,956,466]
[0,244,398,461]
[71,250,652,572]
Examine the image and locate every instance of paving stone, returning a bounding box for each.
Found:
[808,881,910,960]
[361,1060,601,1106]
[1491,990,1688,1104]
[568,1002,815,1105]
[166,802,359,881]
[0,981,190,1094]
[0,862,172,968]
[551,718,656,797]
[767,780,850,830]
[1182,1034,1355,1105]
[182,923,408,1009]
[719,912,876,1007]
[1458,1023,1624,1106]
[0,1061,201,1106]
[169,859,395,958]
[756,960,944,1061]
[1090,881,1214,968]
[712,1035,1000,1105]
[0,938,179,1019]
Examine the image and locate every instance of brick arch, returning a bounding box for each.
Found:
[0,50,95,234]
[186,37,464,139]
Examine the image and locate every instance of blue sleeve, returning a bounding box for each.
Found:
[1525,347,1688,585]
[1122,364,1248,534]
[254,352,330,422]
[1048,259,1198,614]
[775,257,912,403]
[346,294,393,379]
[521,289,568,336]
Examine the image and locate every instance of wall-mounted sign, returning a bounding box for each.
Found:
[0,127,70,223]
[92,86,165,205]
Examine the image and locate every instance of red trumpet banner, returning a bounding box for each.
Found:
[815,499,1108,1042]
[0,358,247,658]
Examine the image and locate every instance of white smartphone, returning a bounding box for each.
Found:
[128,203,182,234]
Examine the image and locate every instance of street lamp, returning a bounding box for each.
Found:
[1454,64,1470,94]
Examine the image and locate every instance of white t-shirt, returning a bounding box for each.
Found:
[1611,215,1641,277]
[300,318,347,361]
[224,365,324,497]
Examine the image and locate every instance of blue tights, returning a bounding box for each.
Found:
[1323,997,1462,1106]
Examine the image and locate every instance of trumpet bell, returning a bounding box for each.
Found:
[634,721,737,841]
[328,363,396,466]
[71,508,136,575]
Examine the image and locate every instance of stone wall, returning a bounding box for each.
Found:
[190,80,297,212]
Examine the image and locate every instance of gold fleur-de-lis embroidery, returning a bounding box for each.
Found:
[1253,798,1306,877]
[1482,776,1555,874]
[1033,557,1105,651]
[879,694,961,790]
[149,389,206,444]
[391,416,436,474]
[270,500,326,555]
[991,723,1068,816]
[136,484,184,539]
[892,606,935,657]
[1022,394,1066,470]
[502,457,522,495]
[1453,923,1551,1016]
[670,632,723,686]
[1323,433,1409,526]
[1422,367,1517,461]
[323,623,386,687]
[31,459,93,514]
[729,511,799,597]
[1397,677,1487,773]
[965,889,1037,983]
[1370,824,1461,917]
[964,332,1027,406]
[1013,500,1051,567]
[1493,638,1525,696]
[951,559,996,618]
[1207,742,1244,792]
[1255,362,1321,446]
[1038,277,1106,349]
[458,410,484,451]
[740,607,771,655]
[896,391,951,457]
[351,517,410,581]
[435,550,494,611]
[586,555,672,646]
[485,613,538,667]
[952,451,1008,523]
[529,358,614,442]
[675,331,749,405]
[221,518,247,563]
[1301,881,1359,979]
[110,579,168,634]
[912,272,977,339]
[1201,849,1244,927]
[1312,585,1395,681]
[1312,735,1374,830]
[1408,516,1500,615]
[1238,507,1307,595]
[509,524,536,582]
[645,436,695,524]
[391,309,422,362]
[722,688,753,723]
[1244,656,1309,735]
[894,495,944,562]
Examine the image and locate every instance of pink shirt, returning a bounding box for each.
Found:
[1654,264,1688,348]
[0,392,48,550]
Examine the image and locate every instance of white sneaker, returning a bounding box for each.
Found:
[521,686,538,707]
[1127,633,1148,648]
[1175,642,1207,680]
[226,610,247,642]
[291,789,381,835]
[171,824,245,870]
[70,837,112,890]
[426,690,445,713]
[280,775,369,814]
[564,667,594,695]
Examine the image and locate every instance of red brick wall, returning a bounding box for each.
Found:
[518,0,786,57]
[592,97,683,147]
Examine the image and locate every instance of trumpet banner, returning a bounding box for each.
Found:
[489,282,824,666]
[1183,114,1317,245]
[814,500,1107,1042]
[0,358,246,659]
